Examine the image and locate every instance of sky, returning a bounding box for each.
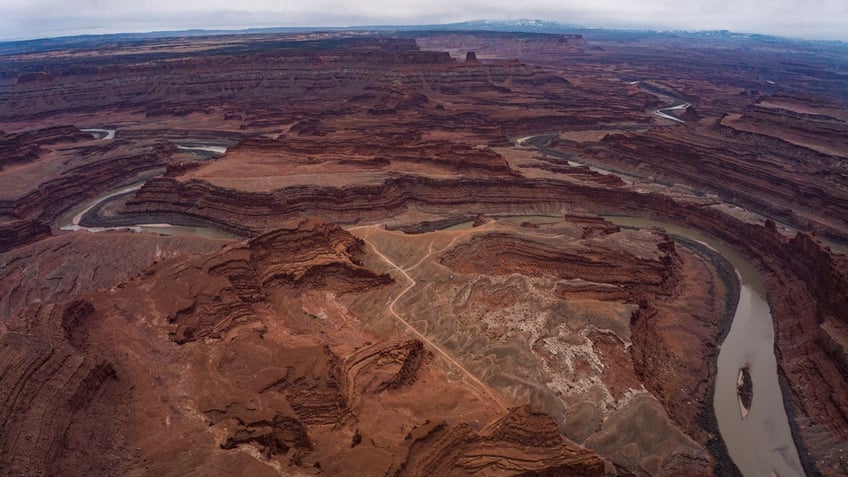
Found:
[2,0,847,42]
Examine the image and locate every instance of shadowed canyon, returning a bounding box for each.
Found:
[1,29,847,476]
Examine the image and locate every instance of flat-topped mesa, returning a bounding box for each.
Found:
[104,174,642,236]
[416,32,589,58]
[344,37,453,64]
[108,163,675,228]
[438,229,679,299]
[221,134,520,178]
[0,33,639,140]
[0,37,455,121]
[726,103,848,155]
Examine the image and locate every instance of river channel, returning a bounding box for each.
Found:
[435,212,805,475]
[605,216,804,477]
[55,183,238,240]
[54,133,237,240]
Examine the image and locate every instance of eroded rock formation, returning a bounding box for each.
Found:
[1,29,847,476]
[1,219,615,475]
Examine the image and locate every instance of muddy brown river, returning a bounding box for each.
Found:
[606,216,804,477]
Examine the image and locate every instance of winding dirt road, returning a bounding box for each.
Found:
[358,225,508,412]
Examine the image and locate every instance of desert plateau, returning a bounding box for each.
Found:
[0,23,847,477]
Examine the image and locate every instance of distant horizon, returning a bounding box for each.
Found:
[2,0,847,43]
[1,19,846,45]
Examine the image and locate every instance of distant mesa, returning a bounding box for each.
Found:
[465,51,478,62]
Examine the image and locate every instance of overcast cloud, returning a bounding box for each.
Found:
[2,0,847,41]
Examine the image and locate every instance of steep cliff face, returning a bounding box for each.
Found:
[627,248,735,475]
[633,207,848,476]
[0,35,625,134]
[0,38,449,121]
[211,134,520,180]
[760,233,848,476]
